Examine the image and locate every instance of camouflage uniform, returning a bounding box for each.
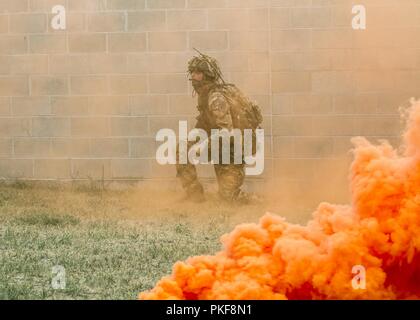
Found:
[176,51,254,203]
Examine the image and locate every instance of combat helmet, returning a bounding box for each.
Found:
[188,48,225,84]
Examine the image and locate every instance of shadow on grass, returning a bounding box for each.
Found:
[13,212,80,227]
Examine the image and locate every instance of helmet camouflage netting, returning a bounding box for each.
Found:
[188,49,225,84]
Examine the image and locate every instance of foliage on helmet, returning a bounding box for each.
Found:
[188,48,225,84]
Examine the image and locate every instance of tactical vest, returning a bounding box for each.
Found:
[196,84,263,155]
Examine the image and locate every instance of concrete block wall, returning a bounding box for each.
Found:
[0,0,419,210]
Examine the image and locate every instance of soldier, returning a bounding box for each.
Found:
[176,50,263,204]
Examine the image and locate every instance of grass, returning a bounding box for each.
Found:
[0,182,310,300]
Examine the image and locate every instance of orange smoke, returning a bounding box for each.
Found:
[140,100,420,300]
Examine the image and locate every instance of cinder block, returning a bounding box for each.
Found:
[90,138,129,157]
[107,0,145,10]
[189,31,228,50]
[31,76,68,96]
[0,0,28,13]
[68,34,106,53]
[168,95,195,115]
[312,71,355,94]
[312,29,353,49]
[109,75,148,94]
[353,116,403,136]
[127,53,189,73]
[14,138,51,157]
[187,0,226,8]
[88,12,125,32]
[110,117,148,136]
[295,51,331,71]
[167,10,206,30]
[51,138,91,157]
[0,36,27,54]
[0,139,12,158]
[354,71,396,92]
[12,97,51,116]
[89,54,127,74]
[293,95,333,114]
[89,96,130,115]
[206,52,248,72]
[29,0,66,12]
[311,115,355,136]
[0,118,31,137]
[272,94,293,115]
[71,159,111,179]
[272,72,311,93]
[111,159,151,179]
[377,93,412,114]
[229,31,269,51]
[332,136,353,158]
[0,98,10,115]
[368,5,418,28]
[51,96,90,116]
[149,74,188,94]
[29,34,66,53]
[129,95,168,115]
[249,8,269,30]
[272,136,294,158]
[108,33,147,52]
[0,15,9,33]
[271,52,298,72]
[272,115,312,136]
[127,11,166,31]
[68,0,106,11]
[333,94,378,115]
[126,53,161,73]
[270,8,290,29]
[291,7,331,28]
[227,0,269,8]
[271,29,311,51]
[34,159,71,179]
[10,55,48,74]
[70,76,108,95]
[294,136,334,158]
[49,55,89,74]
[148,116,185,135]
[130,137,157,158]
[148,32,187,51]
[208,9,248,30]
[331,4,352,27]
[32,117,71,137]
[231,72,270,95]
[10,13,46,33]
[0,160,33,179]
[71,117,109,137]
[248,52,270,72]
[394,71,420,93]
[329,49,354,70]
[146,0,185,9]
[0,77,29,96]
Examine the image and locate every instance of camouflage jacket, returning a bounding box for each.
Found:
[195,84,262,135]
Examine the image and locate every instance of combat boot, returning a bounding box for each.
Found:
[185,184,206,203]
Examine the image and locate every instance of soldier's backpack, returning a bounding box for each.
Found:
[220,84,263,131]
[218,84,263,155]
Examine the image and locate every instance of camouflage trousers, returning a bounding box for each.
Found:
[176,141,245,202]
